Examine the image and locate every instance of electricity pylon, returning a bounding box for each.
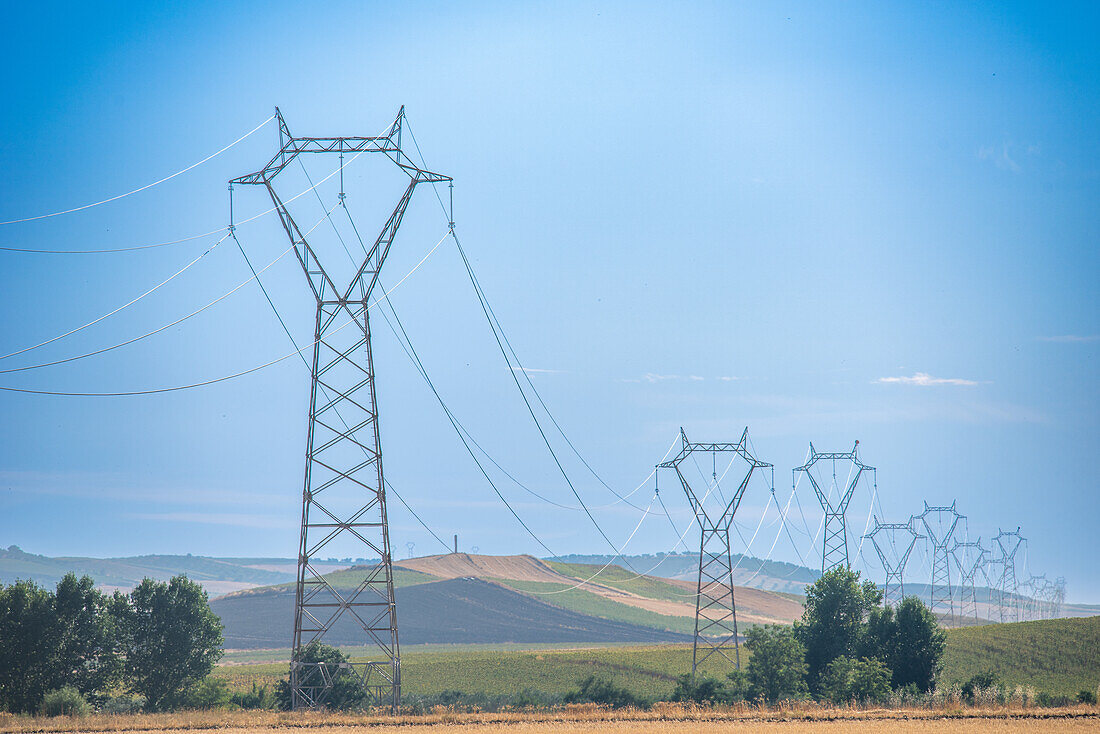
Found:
[951,537,987,622]
[231,107,450,711]
[793,441,875,573]
[1025,574,1048,620]
[915,501,963,619]
[863,516,920,607]
[657,428,772,677]
[993,528,1024,623]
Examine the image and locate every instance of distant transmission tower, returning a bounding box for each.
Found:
[951,537,987,622]
[915,501,963,619]
[232,107,450,711]
[993,528,1024,623]
[793,441,875,573]
[657,428,772,677]
[864,516,920,607]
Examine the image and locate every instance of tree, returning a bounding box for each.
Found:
[820,656,892,704]
[52,574,121,699]
[564,675,646,708]
[0,575,117,713]
[859,596,945,691]
[887,596,945,691]
[0,579,56,713]
[670,674,731,705]
[744,624,809,702]
[795,568,882,693]
[113,576,223,711]
[275,641,368,711]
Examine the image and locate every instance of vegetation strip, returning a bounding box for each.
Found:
[1,706,1098,733]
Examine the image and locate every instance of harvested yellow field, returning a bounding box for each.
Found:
[2,707,1096,734]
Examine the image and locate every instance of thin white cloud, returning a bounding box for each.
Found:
[1039,335,1099,343]
[717,376,739,382]
[978,142,1020,172]
[511,366,566,374]
[876,372,979,387]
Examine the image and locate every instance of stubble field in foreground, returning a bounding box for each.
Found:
[2,708,1097,734]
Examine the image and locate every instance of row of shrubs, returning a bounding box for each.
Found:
[33,671,1099,717]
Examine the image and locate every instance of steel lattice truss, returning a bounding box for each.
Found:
[950,537,988,622]
[793,441,875,573]
[863,516,920,608]
[992,528,1025,623]
[231,107,449,712]
[657,428,772,678]
[915,501,963,619]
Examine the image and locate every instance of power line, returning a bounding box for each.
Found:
[0,229,449,396]
[0,115,276,226]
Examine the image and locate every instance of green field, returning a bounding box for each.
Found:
[941,615,1100,695]
[493,578,698,635]
[215,616,1100,701]
[544,561,696,603]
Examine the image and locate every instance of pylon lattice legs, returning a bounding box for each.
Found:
[929,547,953,618]
[291,304,399,710]
[693,528,739,674]
[822,513,849,573]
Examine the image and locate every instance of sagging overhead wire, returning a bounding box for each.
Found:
[0,227,450,397]
[0,231,233,362]
[0,115,276,226]
[0,201,338,372]
[3,146,367,255]
[403,116,650,513]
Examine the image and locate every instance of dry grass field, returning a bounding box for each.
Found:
[1,705,1096,734]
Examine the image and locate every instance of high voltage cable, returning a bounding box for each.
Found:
[0,229,450,397]
[0,202,337,370]
[0,115,276,226]
[403,117,651,513]
[0,231,233,361]
[402,123,650,569]
[3,148,367,255]
[524,492,658,595]
[0,242,295,375]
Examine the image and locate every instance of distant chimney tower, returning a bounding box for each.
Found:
[454,534,458,554]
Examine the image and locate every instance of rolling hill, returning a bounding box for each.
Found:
[210,553,804,648]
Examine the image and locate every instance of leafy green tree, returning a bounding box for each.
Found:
[744,624,809,702]
[0,579,56,713]
[860,596,945,691]
[820,656,892,703]
[670,674,730,705]
[564,675,646,708]
[52,574,121,699]
[275,641,368,711]
[795,567,882,692]
[113,576,223,711]
[0,575,118,713]
[39,686,90,717]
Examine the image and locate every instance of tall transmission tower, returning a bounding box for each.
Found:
[915,501,963,619]
[993,528,1024,623]
[657,428,772,677]
[951,537,987,622]
[231,107,450,711]
[1022,574,1046,621]
[863,516,920,607]
[793,441,875,573]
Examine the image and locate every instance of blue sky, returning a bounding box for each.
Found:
[0,2,1097,600]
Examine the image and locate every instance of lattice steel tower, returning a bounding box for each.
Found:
[951,537,987,622]
[993,528,1024,623]
[793,441,875,573]
[231,108,450,711]
[657,428,772,677]
[915,501,963,619]
[863,516,920,608]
